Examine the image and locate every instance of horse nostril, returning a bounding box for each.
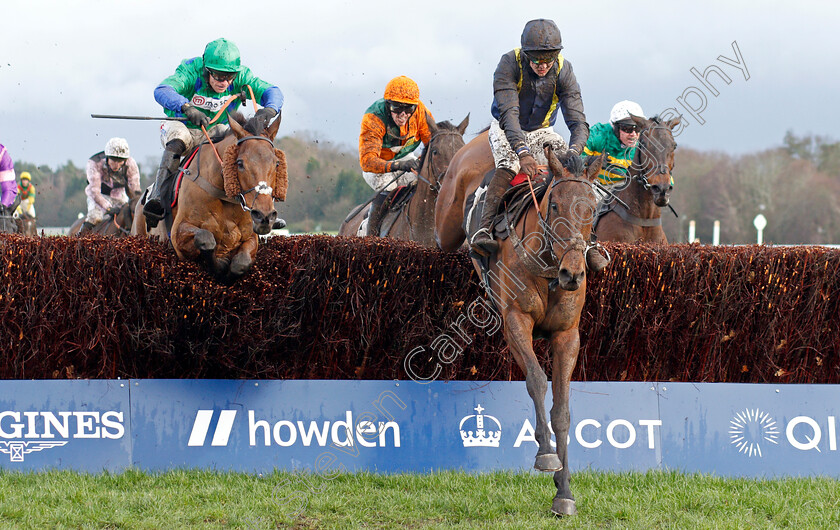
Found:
[250,210,265,224]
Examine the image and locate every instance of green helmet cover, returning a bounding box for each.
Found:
[203,38,241,73]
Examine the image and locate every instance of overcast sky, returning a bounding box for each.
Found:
[2,0,837,171]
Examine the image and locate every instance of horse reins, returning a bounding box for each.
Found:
[395,129,463,239]
[509,176,597,279]
[199,85,261,165]
[415,130,463,195]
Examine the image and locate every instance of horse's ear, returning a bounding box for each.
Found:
[228,113,247,139]
[666,116,681,130]
[630,114,648,129]
[266,110,282,141]
[585,152,605,182]
[426,112,438,135]
[457,113,470,135]
[545,145,565,177]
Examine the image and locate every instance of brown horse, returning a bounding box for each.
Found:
[436,132,603,516]
[14,213,37,236]
[593,115,680,243]
[133,114,287,282]
[69,196,139,237]
[337,115,469,246]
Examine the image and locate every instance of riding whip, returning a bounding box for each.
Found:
[91,114,188,121]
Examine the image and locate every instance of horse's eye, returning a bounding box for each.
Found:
[275,161,280,168]
[551,203,559,212]
[237,159,245,169]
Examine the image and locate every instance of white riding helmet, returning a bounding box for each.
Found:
[105,137,130,159]
[609,100,646,125]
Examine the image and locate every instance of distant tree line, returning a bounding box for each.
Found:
[662,131,840,244]
[11,130,840,243]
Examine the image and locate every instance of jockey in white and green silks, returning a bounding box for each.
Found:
[583,100,674,199]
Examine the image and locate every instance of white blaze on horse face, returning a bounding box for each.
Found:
[255,181,273,195]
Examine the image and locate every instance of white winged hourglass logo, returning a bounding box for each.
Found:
[0,441,68,462]
[729,408,780,458]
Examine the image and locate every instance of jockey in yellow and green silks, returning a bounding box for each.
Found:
[15,172,35,218]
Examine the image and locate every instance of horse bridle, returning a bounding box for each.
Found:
[542,177,599,267]
[631,125,674,192]
[232,135,277,213]
[510,176,599,279]
[414,130,463,195]
[399,129,464,240]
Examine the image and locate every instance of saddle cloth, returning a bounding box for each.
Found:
[355,183,418,237]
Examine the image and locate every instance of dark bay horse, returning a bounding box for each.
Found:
[338,115,469,246]
[69,197,139,237]
[436,132,604,516]
[594,115,680,243]
[133,114,287,282]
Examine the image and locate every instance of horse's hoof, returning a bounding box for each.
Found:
[534,453,562,472]
[550,497,577,516]
[194,230,217,252]
[229,254,252,278]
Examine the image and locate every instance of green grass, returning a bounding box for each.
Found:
[0,469,837,529]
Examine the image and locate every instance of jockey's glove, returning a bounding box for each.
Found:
[518,153,538,177]
[106,206,122,216]
[390,158,420,173]
[182,104,210,128]
[253,108,277,132]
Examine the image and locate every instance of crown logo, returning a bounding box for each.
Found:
[459,404,502,448]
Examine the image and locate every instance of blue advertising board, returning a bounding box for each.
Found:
[1,379,838,477]
[0,380,130,472]
[129,380,661,473]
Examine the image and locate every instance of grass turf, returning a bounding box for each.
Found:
[0,469,837,528]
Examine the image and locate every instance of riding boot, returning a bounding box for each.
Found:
[470,167,514,257]
[79,221,95,235]
[366,192,389,237]
[585,233,610,272]
[143,139,186,229]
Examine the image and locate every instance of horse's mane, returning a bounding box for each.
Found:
[225,111,262,136]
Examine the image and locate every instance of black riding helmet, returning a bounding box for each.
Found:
[521,19,563,53]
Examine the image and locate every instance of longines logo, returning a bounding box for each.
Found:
[0,410,125,462]
[729,408,780,458]
[0,441,68,462]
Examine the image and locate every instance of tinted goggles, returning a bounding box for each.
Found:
[207,69,236,82]
[389,102,418,116]
[618,123,639,133]
[525,52,557,65]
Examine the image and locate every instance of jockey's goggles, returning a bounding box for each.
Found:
[207,68,236,82]
[525,51,557,65]
[618,123,639,133]
[389,102,417,116]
